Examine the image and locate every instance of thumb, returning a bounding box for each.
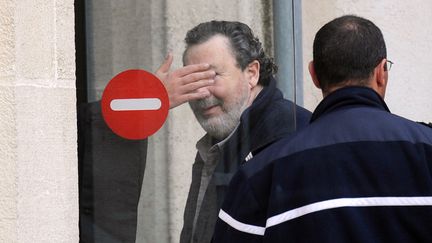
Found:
[156,52,174,74]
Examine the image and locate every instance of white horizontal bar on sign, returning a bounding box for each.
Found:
[110,98,162,111]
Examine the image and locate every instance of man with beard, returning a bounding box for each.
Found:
[157,20,311,243]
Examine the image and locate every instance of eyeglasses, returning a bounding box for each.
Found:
[385,60,394,71]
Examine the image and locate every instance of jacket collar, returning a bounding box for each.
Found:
[311,86,390,123]
[225,77,288,157]
[240,76,282,129]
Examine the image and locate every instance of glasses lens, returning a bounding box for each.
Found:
[387,60,393,71]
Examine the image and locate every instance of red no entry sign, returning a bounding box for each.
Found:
[101,69,169,140]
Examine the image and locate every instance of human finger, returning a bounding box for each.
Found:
[156,52,174,75]
[182,78,215,93]
[180,70,216,85]
[171,91,211,109]
[173,63,211,77]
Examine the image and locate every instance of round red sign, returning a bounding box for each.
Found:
[101,69,169,140]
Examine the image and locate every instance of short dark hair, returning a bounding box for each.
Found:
[183,20,277,86]
[312,15,387,91]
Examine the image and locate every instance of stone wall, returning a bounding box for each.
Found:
[0,0,78,242]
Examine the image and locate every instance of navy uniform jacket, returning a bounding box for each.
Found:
[213,86,432,243]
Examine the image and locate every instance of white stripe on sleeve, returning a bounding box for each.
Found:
[266,196,432,228]
[218,209,266,235]
[219,196,432,236]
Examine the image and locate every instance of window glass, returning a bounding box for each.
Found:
[77,1,303,242]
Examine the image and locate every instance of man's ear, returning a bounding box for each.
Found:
[376,59,388,88]
[308,61,321,89]
[371,59,388,98]
[246,60,260,88]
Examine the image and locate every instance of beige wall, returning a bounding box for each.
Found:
[0,0,78,242]
[302,0,432,123]
[0,1,18,241]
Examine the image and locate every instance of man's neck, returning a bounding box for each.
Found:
[247,84,263,106]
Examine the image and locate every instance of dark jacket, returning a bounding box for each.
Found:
[180,78,312,243]
[214,86,432,242]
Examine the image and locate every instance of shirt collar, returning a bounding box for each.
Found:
[196,123,240,163]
